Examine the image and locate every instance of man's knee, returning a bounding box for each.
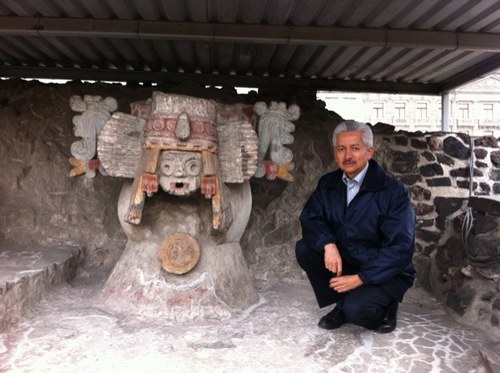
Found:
[343,299,383,327]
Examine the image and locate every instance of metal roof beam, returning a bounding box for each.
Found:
[0,65,442,95]
[0,16,499,52]
[438,55,500,92]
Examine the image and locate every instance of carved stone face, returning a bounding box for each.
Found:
[158,150,202,196]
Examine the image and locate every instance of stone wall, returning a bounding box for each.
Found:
[0,80,128,270]
[374,127,500,339]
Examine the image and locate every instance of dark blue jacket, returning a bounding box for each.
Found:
[299,159,416,287]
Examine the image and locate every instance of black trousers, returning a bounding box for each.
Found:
[295,239,409,329]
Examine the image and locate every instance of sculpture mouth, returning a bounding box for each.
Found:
[170,182,190,196]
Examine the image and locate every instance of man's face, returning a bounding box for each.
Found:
[334,131,374,179]
[158,150,201,196]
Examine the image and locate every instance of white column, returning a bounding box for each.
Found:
[441,92,451,132]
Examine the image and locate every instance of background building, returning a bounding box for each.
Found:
[318,71,500,137]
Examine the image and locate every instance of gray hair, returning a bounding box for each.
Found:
[332,120,373,148]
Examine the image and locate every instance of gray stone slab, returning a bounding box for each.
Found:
[0,240,82,332]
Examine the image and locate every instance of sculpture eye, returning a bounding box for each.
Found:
[186,159,200,176]
[162,161,174,176]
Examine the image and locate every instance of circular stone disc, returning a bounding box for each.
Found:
[158,232,201,274]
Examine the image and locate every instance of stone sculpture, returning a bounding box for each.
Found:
[253,101,300,182]
[69,95,118,177]
[68,92,300,320]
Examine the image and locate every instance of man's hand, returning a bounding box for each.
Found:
[324,243,342,276]
[329,274,363,293]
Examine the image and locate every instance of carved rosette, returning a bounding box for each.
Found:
[158,232,201,274]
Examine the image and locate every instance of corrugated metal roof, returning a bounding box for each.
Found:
[1,0,500,94]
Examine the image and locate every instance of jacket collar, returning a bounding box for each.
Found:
[325,159,387,191]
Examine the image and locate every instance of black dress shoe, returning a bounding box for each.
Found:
[372,301,398,334]
[318,305,347,330]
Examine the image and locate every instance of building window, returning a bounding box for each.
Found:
[416,102,428,119]
[457,102,470,119]
[394,102,406,119]
[483,103,494,119]
[373,102,384,118]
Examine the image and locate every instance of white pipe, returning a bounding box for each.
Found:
[441,92,451,132]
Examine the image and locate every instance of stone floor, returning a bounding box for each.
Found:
[0,258,494,373]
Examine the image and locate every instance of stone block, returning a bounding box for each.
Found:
[426,177,452,187]
[474,148,488,160]
[456,180,477,190]
[391,150,419,173]
[446,287,475,316]
[475,136,499,148]
[468,196,500,216]
[410,185,432,201]
[479,182,491,193]
[427,135,443,151]
[411,138,428,149]
[420,163,443,177]
[474,212,500,234]
[457,133,471,146]
[400,174,422,185]
[443,136,470,160]
[491,151,500,167]
[435,237,466,270]
[436,153,455,166]
[415,203,434,216]
[435,197,466,230]
[450,167,483,177]
[416,218,434,228]
[0,242,82,332]
[490,169,500,181]
[422,151,435,161]
[394,136,408,146]
[416,228,441,242]
[468,237,500,258]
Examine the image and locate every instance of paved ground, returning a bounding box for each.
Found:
[0,267,491,373]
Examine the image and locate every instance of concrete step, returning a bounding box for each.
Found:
[0,240,82,332]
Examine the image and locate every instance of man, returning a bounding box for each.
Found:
[296,120,415,333]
